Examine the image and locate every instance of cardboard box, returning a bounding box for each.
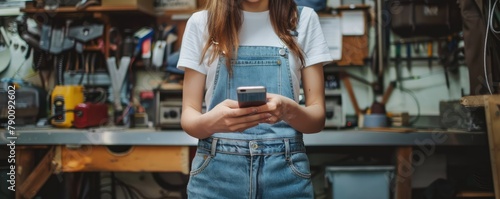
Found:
[337,8,369,66]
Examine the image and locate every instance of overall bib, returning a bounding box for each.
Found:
[187,17,314,199]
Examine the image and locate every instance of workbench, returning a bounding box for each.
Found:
[0,128,488,199]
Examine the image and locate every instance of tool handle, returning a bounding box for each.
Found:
[395,43,401,58]
[427,42,433,57]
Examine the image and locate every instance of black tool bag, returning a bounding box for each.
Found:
[390,0,462,38]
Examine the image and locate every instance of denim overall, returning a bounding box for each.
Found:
[187,7,313,199]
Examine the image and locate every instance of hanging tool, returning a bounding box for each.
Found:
[406,43,412,73]
[45,21,75,55]
[438,40,450,90]
[106,28,134,124]
[68,22,104,53]
[413,42,421,54]
[0,24,32,79]
[427,42,433,71]
[49,20,87,128]
[0,27,11,73]
[395,42,403,90]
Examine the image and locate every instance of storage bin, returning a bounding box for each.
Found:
[325,166,394,199]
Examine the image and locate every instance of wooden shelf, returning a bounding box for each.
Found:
[21,2,155,17]
[456,191,496,198]
[157,9,199,15]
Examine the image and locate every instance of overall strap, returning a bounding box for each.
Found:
[297,6,304,20]
[291,6,304,36]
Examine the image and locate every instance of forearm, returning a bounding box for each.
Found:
[283,99,325,134]
[182,100,270,139]
[181,108,212,139]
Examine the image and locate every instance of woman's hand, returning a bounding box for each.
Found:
[203,99,272,133]
[260,93,297,124]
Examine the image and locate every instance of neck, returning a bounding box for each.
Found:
[241,0,269,12]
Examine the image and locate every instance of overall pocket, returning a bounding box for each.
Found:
[189,152,212,176]
[287,152,312,179]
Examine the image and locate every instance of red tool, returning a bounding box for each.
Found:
[74,103,109,129]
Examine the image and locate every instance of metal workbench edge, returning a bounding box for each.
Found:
[0,128,487,146]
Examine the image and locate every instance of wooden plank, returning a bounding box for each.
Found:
[395,147,413,199]
[61,146,190,174]
[381,82,395,105]
[362,127,415,133]
[18,147,57,199]
[16,148,35,199]
[21,1,155,16]
[460,95,486,107]
[340,72,361,116]
[484,95,500,199]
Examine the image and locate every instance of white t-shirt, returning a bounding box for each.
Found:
[177,7,333,108]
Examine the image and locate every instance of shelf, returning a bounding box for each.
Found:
[155,9,201,20]
[0,127,488,146]
[0,7,22,16]
[83,45,102,51]
[20,2,155,17]
[456,191,496,198]
[157,9,199,16]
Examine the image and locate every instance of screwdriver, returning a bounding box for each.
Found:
[427,42,433,71]
[406,43,412,73]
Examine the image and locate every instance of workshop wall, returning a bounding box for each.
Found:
[0,20,472,125]
[340,25,469,125]
[341,64,468,115]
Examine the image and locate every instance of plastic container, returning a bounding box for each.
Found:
[325,166,394,199]
[363,114,388,128]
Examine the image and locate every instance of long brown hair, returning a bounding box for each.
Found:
[200,0,306,74]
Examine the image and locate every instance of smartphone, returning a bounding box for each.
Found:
[237,86,267,108]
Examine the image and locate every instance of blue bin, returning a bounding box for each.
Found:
[325,166,395,199]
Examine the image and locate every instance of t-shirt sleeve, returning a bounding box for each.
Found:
[177,11,208,74]
[300,8,333,67]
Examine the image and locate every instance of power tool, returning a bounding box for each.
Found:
[51,85,84,128]
[74,102,109,129]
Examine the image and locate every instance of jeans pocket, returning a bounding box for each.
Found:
[287,152,312,179]
[190,152,212,176]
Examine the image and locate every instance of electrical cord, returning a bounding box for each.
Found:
[100,175,177,199]
[101,174,136,199]
[94,87,107,103]
[57,54,65,86]
[484,0,495,94]
[490,0,500,34]
[400,87,421,126]
[120,181,136,199]
[115,105,131,124]
[47,110,77,122]
[78,53,86,85]
[100,183,130,199]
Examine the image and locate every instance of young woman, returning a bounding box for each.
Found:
[177,0,332,198]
